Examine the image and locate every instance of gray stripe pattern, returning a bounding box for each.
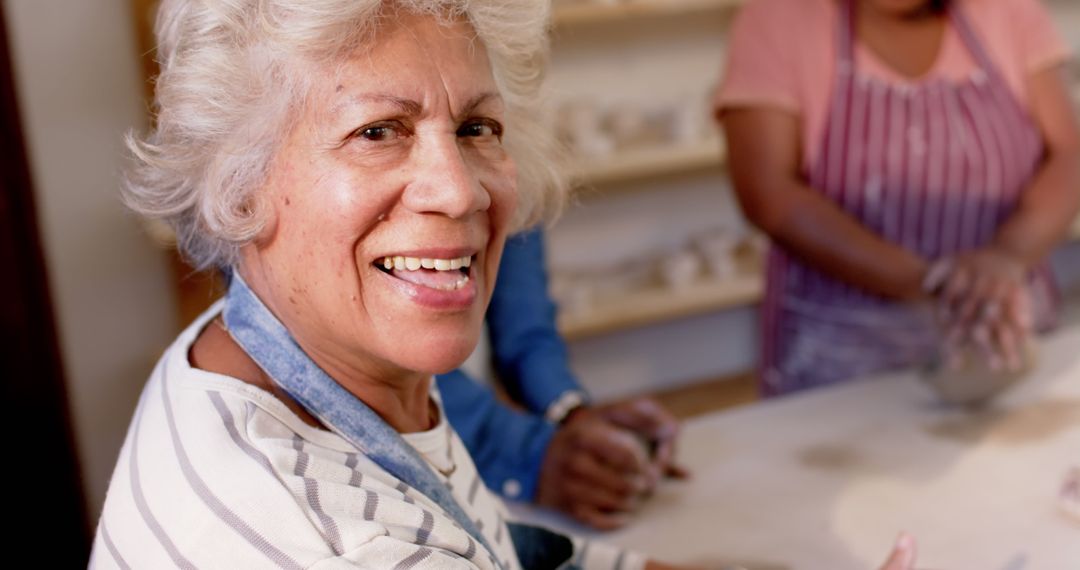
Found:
[293,435,344,555]
[463,535,477,559]
[128,403,197,570]
[493,512,503,544]
[99,517,132,570]
[435,550,465,564]
[363,490,380,521]
[415,510,434,545]
[467,476,481,505]
[209,395,278,474]
[396,481,416,505]
[208,393,339,553]
[392,547,432,570]
[574,541,590,566]
[162,372,304,570]
[614,549,626,570]
[345,453,363,487]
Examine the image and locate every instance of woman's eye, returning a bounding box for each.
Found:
[355,123,405,142]
[458,120,503,139]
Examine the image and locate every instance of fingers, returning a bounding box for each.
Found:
[596,398,689,481]
[877,533,917,570]
[599,398,680,442]
[936,249,1035,373]
[577,420,651,475]
[539,403,690,530]
[567,449,648,499]
[652,438,691,480]
[562,477,640,513]
[939,251,1025,336]
[570,503,631,531]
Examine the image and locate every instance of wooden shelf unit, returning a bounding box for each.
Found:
[553,0,743,26]
[573,136,726,187]
[557,270,763,341]
[559,209,1080,340]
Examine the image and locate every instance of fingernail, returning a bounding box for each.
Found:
[894,532,915,564]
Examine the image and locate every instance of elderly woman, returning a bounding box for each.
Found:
[89,0,629,567]
[90,0,920,568]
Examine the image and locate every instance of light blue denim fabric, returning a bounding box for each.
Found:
[222,272,504,566]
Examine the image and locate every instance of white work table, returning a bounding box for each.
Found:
[510,326,1080,569]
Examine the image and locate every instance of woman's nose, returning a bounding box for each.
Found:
[402,138,491,218]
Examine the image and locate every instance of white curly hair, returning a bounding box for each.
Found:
[125,0,566,270]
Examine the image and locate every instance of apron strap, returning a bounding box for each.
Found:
[948,4,1000,81]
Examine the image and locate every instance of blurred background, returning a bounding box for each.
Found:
[1,0,1078,563]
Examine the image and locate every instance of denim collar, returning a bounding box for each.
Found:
[222,271,500,566]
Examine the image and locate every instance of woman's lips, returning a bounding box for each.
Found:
[390,267,469,291]
[373,254,478,309]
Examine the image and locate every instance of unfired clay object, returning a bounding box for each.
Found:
[920,340,1037,407]
[658,249,702,290]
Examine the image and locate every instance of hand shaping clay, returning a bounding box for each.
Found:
[920,340,1037,407]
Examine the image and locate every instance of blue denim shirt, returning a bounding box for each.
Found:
[438,229,584,501]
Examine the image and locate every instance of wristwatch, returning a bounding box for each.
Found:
[544,390,589,424]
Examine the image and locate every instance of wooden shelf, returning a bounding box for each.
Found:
[553,0,743,26]
[557,270,763,340]
[573,136,726,187]
[559,210,1080,341]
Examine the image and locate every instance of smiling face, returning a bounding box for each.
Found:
[238,12,517,383]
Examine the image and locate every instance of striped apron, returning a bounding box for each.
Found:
[760,0,1058,396]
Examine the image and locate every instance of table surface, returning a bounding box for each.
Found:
[509,326,1080,570]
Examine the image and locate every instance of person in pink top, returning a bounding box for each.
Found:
[715,0,1080,396]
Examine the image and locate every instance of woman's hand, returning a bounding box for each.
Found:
[876,533,917,570]
[535,398,686,529]
[935,249,1032,371]
[589,398,689,486]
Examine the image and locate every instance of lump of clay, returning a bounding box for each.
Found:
[920,341,1037,407]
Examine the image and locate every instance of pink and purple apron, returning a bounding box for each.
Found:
[760,0,1059,396]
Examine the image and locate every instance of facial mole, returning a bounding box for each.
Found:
[335,84,345,93]
[284,197,291,206]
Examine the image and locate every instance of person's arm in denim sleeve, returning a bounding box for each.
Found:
[435,370,556,501]
[486,229,586,417]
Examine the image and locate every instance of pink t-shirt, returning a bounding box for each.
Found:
[714,0,1072,169]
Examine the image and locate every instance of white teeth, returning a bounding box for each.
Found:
[433,275,470,291]
[381,255,474,272]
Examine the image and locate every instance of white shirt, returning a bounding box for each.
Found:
[89,304,643,570]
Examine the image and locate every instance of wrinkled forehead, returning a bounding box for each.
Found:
[310,11,501,115]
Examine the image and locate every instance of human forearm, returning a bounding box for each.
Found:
[723,108,929,300]
[992,148,1080,266]
[745,178,929,300]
